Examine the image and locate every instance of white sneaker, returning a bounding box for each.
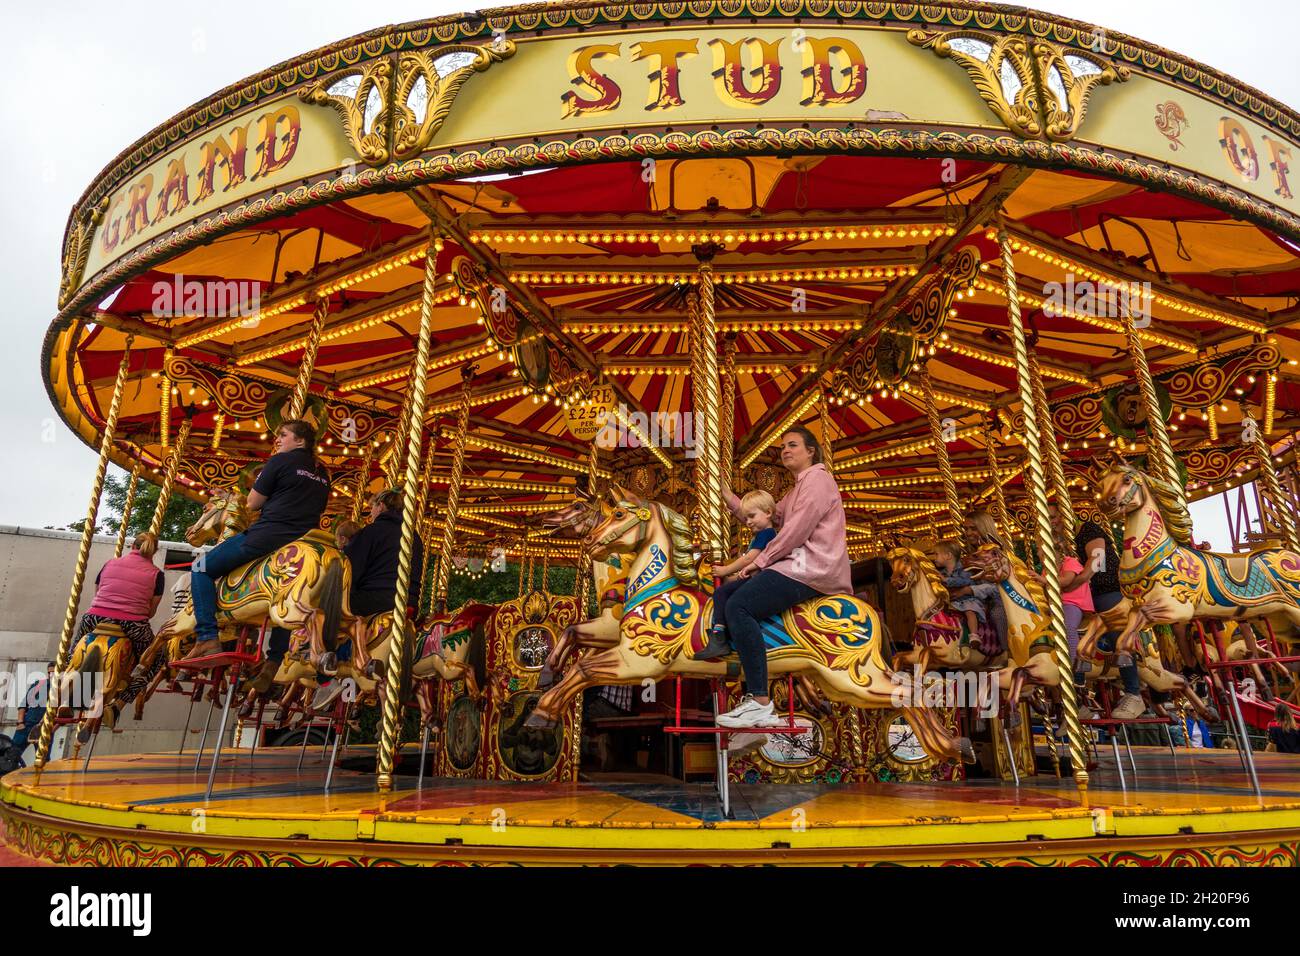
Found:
[1112,693,1145,720]
[717,694,780,728]
[727,732,770,757]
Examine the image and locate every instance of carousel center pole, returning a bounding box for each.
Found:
[918,362,963,533]
[376,232,443,794]
[288,295,328,420]
[33,338,134,775]
[114,461,142,557]
[997,223,1089,802]
[1119,302,1187,514]
[147,416,193,539]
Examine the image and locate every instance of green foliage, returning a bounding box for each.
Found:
[444,562,580,610]
[98,471,205,542]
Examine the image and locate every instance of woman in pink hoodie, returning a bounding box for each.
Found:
[699,426,851,730]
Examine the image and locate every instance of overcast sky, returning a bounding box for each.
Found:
[2,1,1296,546]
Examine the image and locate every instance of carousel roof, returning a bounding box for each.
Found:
[45,0,1300,556]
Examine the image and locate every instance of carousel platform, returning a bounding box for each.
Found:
[3,748,1300,866]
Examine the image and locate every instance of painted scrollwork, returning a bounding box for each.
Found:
[301,40,516,168]
[59,197,110,307]
[1033,42,1130,142]
[907,30,1043,138]
[166,356,272,419]
[898,245,981,340]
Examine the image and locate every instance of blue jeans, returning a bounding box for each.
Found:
[709,578,746,633]
[724,571,819,693]
[190,533,274,642]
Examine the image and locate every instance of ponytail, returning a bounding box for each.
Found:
[133,532,159,560]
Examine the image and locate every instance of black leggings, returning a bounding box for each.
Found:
[723,570,819,692]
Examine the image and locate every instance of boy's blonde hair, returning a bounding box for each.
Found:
[935,539,963,562]
[740,490,776,515]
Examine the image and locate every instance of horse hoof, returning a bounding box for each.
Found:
[958,737,977,765]
[537,665,556,689]
[319,652,338,677]
[523,711,556,731]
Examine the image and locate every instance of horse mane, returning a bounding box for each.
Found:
[1111,463,1192,545]
[655,501,700,588]
[890,547,950,605]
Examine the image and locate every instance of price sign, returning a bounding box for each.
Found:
[565,384,616,441]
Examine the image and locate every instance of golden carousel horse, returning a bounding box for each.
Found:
[523,485,971,763]
[888,547,1001,673]
[1086,462,1300,657]
[130,488,353,704]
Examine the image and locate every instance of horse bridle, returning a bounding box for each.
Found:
[589,503,652,553]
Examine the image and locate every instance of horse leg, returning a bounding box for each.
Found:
[527,647,633,729]
[538,626,579,689]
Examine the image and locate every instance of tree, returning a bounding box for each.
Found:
[97,472,205,542]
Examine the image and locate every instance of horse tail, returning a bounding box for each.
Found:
[319,559,345,652]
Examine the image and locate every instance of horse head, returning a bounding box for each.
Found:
[542,497,602,538]
[185,488,248,547]
[584,484,654,561]
[1096,459,1192,543]
[966,542,1011,584]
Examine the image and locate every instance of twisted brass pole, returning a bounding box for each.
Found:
[540,547,551,593]
[517,544,527,596]
[983,427,1011,539]
[34,339,133,774]
[694,250,726,562]
[998,226,1088,801]
[147,417,193,539]
[919,363,963,532]
[383,358,418,488]
[431,369,474,613]
[351,440,376,524]
[1029,347,1076,530]
[818,387,835,474]
[1119,304,1186,514]
[719,336,739,555]
[376,234,443,793]
[288,296,328,420]
[159,350,173,450]
[114,462,142,557]
[1253,433,1300,551]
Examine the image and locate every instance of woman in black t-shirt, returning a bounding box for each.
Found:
[1267,702,1300,754]
[1047,501,1144,720]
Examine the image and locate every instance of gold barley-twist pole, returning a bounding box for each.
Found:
[517,545,527,596]
[351,440,376,524]
[431,369,474,613]
[1119,304,1186,515]
[540,548,551,593]
[114,462,142,558]
[288,296,328,420]
[720,335,737,485]
[383,359,418,488]
[695,254,726,562]
[377,235,443,793]
[1029,347,1075,530]
[919,363,963,532]
[998,227,1088,801]
[34,339,134,774]
[147,417,192,539]
[818,387,835,474]
[983,427,1011,538]
[574,442,599,614]
[686,290,706,548]
[1254,433,1300,551]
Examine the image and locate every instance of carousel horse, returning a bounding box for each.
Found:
[130,487,353,697]
[887,547,1001,673]
[522,485,970,763]
[1084,462,1300,658]
[965,543,1062,703]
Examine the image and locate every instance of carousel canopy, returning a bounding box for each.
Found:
[45,0,1300,556]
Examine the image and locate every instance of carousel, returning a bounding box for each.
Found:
[5,0,1300,866]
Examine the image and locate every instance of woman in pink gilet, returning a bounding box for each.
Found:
[78,532,165,705]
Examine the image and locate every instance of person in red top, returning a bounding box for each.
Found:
[77,532,165,708]
[705,427,852,730]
